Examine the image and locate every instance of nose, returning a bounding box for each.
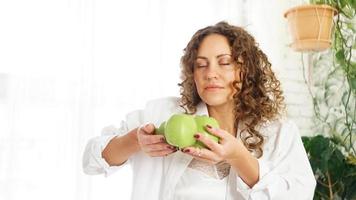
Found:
[205,64,218,80]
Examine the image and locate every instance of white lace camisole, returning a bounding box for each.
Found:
[173,158,234,200]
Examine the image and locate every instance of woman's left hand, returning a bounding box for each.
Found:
[182,125,244,164]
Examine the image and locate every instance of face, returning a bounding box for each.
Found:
[193,34,241,107]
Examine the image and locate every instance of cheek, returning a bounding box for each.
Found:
[226,71,240,94]
[227,72,238,87]
[193,73,203,90]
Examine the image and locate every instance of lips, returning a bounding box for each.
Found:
[205,85,224,90]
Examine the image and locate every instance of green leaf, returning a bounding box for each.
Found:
[309,136,332,173]
[346,154,356,165]
[335,49,345,63]
[340,0,347,8]
[345,181,356,199]
[302,136,312,152]
[349,76,356,92]
[310,136,330,155]
[329,148,345,178]
[342,90,349,107]
[321,147,333,171]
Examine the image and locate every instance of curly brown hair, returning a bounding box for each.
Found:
[178,21,285,158]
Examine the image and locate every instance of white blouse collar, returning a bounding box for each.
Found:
[195,101,209,116]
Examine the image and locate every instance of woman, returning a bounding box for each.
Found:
[83,21,316,200]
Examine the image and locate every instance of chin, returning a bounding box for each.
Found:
[201,95,230,107]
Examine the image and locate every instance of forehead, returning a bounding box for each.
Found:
[197,34,231,56]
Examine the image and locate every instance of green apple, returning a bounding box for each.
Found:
[164,114,197,148]
[155,121,166,135]
[194,115,220,148]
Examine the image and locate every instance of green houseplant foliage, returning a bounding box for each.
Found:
[302,135,356,199]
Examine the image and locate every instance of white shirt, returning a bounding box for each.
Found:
[174,166,230,200]
[82,96,316,200]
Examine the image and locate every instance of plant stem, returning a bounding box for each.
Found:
[301,53,321,121]
[317,178,330,188]
[326,170,334,199]
[301,53,332,130]
[335,12,356,154]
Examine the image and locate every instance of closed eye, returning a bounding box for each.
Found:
[196,64,208,68]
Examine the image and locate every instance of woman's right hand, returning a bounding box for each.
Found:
[137,123,178,157]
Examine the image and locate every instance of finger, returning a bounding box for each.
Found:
[137,123,153,136]
[194,133,222,152]
[190,155,216,164]
[182,148,220,164]
[144,143,177,152]
[140,134,166,145]
[205,125,228,140]
[142,123,155,134]
[148,148,178,157]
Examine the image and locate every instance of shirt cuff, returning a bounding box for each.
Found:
[235,159,274,199]
[91,134,129,177]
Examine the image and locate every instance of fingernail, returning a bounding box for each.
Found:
[194,134,200,139]
[183,149,190,153]
[168,146,176,150]
[206,124,212,129]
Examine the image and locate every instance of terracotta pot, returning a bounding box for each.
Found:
[284,4,337,52]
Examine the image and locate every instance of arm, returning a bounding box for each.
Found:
[227,142,259,188]
[233,120,316,200]
[83,123,176,176]
[101,123,175,166]
[102,128,140,166]
[82,123,134,176]
[182,120,316,199]
[82,110,141,176]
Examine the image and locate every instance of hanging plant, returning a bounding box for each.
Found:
[284,4,337,52]
[285,0,355,199]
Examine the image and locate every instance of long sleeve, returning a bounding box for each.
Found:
[234,120,316,200]
[82,109,143,177]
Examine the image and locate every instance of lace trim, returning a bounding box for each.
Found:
[187,158,231,180]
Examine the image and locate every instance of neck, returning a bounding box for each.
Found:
[207,102,237,136]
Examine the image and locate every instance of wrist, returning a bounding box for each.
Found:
[226,140,246,163]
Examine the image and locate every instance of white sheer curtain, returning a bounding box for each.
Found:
[0,0,251,200]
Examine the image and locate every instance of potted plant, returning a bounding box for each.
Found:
[284,3,337,52]
[285,0,356,199]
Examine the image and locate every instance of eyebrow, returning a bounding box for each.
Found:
[196,54,232,60]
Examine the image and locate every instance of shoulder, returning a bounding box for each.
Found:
[258,117,302,154]
[258,117,300,145]
[258,117,298,136]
